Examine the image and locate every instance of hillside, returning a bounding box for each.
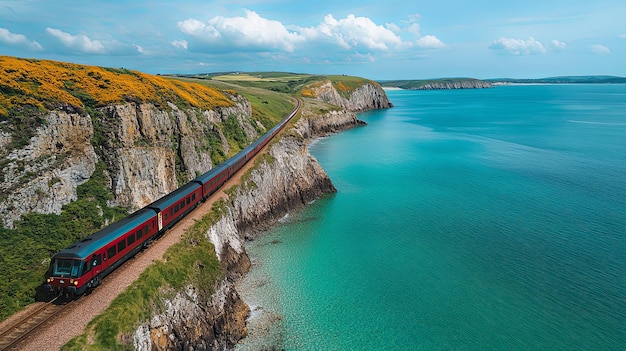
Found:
[177,72,389,108]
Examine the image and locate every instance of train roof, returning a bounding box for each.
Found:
[194,163,228,185]
[146,181,201,211]
[53,208,157,260]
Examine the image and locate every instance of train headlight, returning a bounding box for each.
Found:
[70,279,74,284]
[47,278,51,283]
[49,277,54,282]
[74,280,79,286]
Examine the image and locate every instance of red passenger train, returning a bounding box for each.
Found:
[44,98,301,296]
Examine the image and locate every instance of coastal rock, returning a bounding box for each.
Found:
[294,107,365,138]
[414,80,492,90]
[306,80,393,112]
[133,281,249,351]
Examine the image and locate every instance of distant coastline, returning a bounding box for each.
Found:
[486,75,626,84]
[378,78,492,90]
[378,75,626,91]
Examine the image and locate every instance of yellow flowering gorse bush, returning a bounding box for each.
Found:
[0,56,234,117]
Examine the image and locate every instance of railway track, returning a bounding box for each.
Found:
[0,297,72,351]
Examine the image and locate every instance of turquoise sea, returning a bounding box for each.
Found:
[237,85,626,350]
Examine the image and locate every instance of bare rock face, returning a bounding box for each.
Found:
[133,281,249,351]
[0,95,255,228]
[294,108,365,138]
[415,80,492,90]
[231,135,336,238]
[307,80,393,112]
[0,110,98,228]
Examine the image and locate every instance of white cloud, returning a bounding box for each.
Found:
[590,44,610,54]
[0,27,42,51]
[178,10,304,52]
[134,44,145,54]
[308,14,405,51]
[416,35,445,49]
[619,34,626,39]
[550,39,566,50]
[171,39,188,50]
[46,28,106,54]
[489,37,546,55]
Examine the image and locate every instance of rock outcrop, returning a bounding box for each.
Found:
[0,94,254,228]
[133,281,249,351]
[414,80,492,90]
[305,80,393,112]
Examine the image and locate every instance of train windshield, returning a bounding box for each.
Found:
[52,258,82,278]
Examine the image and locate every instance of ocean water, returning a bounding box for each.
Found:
[236,85,626,351]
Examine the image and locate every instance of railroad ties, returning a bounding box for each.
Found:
[0,297,72,351]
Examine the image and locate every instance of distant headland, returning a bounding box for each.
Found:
[378,75,626,90]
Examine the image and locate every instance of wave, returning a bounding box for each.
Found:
[567,120,626,126]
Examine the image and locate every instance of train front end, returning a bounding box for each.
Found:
[43,255,88,296]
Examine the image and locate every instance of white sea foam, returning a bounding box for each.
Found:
[567,120,626,126]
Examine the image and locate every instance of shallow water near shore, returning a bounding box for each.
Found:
[236,85,626,350]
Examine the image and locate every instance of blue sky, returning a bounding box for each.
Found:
[1,0,624,79]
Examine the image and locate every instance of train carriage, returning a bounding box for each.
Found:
[146,182,202,232]
[194,163,229,201]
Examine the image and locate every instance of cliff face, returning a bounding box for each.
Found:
[133,281,249,351]
[414,80,492,90]
[306,80,393,112]
[0,94,255,228]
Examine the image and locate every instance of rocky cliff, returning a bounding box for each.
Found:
[380,78,492,90]
[303,80,393,112]
[0,95,255,228]
[414,80,492,90]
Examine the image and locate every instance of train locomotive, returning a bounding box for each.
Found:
[43,98,300,296]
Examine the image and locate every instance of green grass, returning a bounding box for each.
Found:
[62,201,226,350]
[172,76,296,138]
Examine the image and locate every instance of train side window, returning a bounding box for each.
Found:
[145,225,150,234]
[118,240,126,252]
[83,260,92,275]
[127,232,135,245]
[186,197,190,205]
[192,194,196,201]
[164,213,168,221]
[174,204,179,213]
[108,246,117,259]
